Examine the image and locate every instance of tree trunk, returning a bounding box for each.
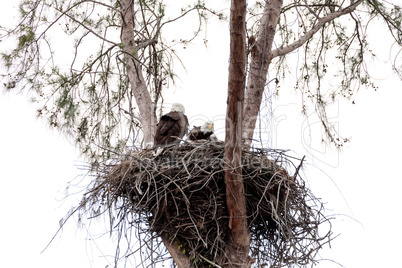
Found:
[242,0,283,146]
[224,0,251,267]
[161,233,193,268]
[120,1,192,266]
[242,0,363,146]
[120,0,156,148]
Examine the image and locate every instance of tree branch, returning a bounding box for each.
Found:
[242,0,284,146]
[161,233,194,268]
[270,0,363,60]
[120,0,156,148]
[242,0,364,146]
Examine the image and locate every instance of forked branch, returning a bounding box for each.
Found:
[270,0,364,61]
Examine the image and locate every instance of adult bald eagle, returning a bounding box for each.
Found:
[188,121,214,141]
[154,103,188,147]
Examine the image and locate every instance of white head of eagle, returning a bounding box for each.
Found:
[171,103,185,114]
[200,121,214,134]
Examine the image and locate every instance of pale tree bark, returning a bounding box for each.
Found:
[120,0,156,148]
[224,0,251,267]
[161,234,193,268]
[120,0,189,265]
[242,0,363,146]
[242,0,283,146]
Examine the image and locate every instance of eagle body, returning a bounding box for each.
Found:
[154,105,188,147]
[188,121,214,141]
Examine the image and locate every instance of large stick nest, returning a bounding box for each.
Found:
[78,141,332,267]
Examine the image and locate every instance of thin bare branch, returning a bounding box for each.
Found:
[270,0,363,60]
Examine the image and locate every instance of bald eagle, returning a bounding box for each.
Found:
[154,103,188,147]
[188,121,214,141]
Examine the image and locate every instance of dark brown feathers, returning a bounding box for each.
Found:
[188,126,213,141]
[154,111,188,146]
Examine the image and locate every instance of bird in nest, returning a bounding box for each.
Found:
[153,103,189,148]
[187,121,217,142]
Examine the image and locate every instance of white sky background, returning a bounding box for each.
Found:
[1,1,402,267]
